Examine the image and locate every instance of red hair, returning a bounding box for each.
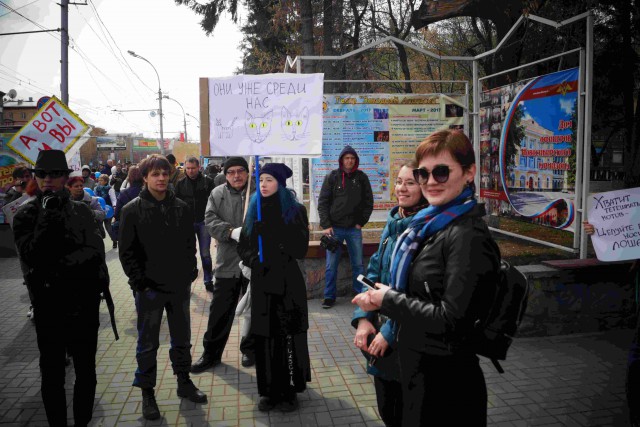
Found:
[66,176,84,187]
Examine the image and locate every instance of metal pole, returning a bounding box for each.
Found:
[61,0,69,104]
[163,95,187,144]
[472,60,480,197]
[158,87,164,154]
[580,13,594,259]
[574,49,586,254]
[127,51,165,154]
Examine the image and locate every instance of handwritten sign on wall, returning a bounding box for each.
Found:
[208,73,324,156]
[7,96,89,165]
[587,187,640,262]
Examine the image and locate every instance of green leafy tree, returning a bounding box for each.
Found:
[505,104,526,174]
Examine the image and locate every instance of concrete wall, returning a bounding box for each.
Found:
[302,254,637,337]
[517,263,636,337]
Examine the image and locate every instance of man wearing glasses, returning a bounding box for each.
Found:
[191,157,256,372]
[12,150,107,427]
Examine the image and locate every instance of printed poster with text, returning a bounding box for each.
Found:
[310,93,466,222]
[587,187,640,262]
[479,68,578,231]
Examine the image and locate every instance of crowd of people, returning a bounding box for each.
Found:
[5,129,639,427]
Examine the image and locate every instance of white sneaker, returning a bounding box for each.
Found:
[27,306,34,321]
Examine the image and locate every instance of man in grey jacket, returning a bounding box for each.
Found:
[191,157,256,372]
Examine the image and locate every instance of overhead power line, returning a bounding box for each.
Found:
[0,0,43,19]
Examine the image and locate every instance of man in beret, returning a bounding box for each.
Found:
[13,150,108,427]
[191,156,256,372]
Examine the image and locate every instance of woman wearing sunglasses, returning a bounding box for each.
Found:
[353,130,501,426]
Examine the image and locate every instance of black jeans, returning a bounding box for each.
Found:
[374,376,403,427]
[203,276,254,360]
[34,288,100,427]
[399,348,487,427]
[133,287,192,389]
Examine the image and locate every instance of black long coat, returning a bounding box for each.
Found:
[237,194,310,337]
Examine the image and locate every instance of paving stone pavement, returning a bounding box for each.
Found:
[0,244,635,426]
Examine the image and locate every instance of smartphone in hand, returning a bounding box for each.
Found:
[357,274,376,291]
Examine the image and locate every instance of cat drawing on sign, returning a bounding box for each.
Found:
[215,117,237,139]
[245,111,273,144]
[281,106,309,141]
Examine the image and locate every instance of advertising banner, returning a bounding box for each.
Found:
[310,93,466,222]
[133,138,161,151]
[208,73,324,156]
[479,68,578,231]
[587,187,640,262]
[6,96,90,164]
[97,135,127,150]
[0,133,23,196]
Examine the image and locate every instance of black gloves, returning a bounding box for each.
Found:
[42,191,63,210]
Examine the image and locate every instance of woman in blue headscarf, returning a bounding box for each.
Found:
[353,130,501,426]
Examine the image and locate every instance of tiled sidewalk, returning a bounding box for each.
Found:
[0,248,634,426]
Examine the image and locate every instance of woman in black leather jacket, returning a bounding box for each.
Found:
[353,130,501,426]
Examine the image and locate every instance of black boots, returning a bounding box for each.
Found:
[190,353,221,373]
[140,376,206,421]
[141,388,160,420]
[177,373,207,403]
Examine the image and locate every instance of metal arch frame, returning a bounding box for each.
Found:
[285,12,593,257]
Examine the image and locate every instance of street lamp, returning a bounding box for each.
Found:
[186,112,200,127]
[163,95,187,144]
[127,50,164,154]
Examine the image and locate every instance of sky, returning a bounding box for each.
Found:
[0,0,244,142]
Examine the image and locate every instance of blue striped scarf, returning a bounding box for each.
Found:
[388,186,477,292]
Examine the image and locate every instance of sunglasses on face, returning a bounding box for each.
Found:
[34,170,66,179]
[412,165,450,184]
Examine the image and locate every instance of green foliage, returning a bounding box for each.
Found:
[505,104,526,172]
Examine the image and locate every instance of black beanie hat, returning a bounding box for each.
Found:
[260,163,292,187]
[223,157,249,175]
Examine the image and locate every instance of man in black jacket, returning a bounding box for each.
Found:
[119,154,207,420]
[175,156,216,291]
[317,145,373,308]
[13,150,107,427]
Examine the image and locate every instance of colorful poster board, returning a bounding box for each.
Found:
[6,96,90,164]
[310,93,466,222]
[208,73,324,156]
[479,68,578,231]
[133,138,162,151]
[96,135,127,150]
[587,187,640,262]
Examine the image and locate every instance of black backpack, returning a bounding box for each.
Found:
[473,260,529,373]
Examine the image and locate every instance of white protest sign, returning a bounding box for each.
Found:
[7,96,90,165]
[587,187,640,262]
[208,73,324,156]
[2,194,30,228]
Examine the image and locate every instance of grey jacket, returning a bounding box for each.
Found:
[205,183,250,278]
